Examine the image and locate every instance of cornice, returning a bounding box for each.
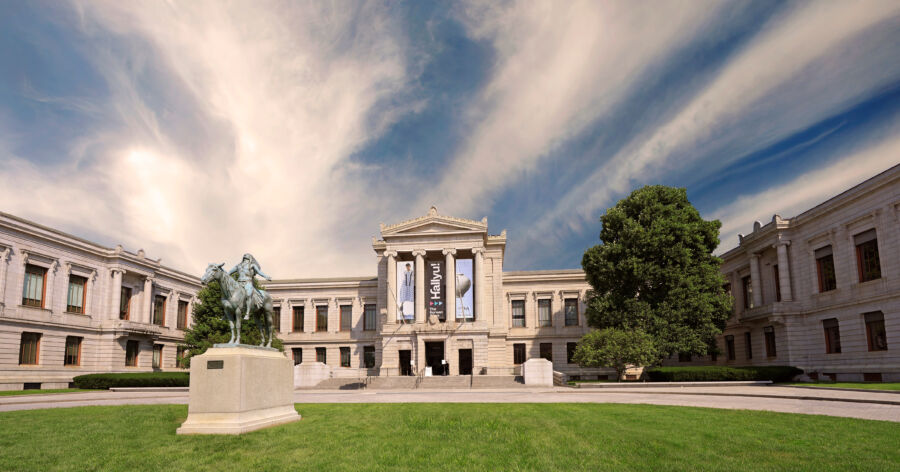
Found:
[380,206,487,234]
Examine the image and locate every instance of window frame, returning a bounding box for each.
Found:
[292,348,303,366]
[152,295,166,326]
[539,343,552,362]
[363,345,375,368]
[567,342,577,364]
[120,286,132,320]
[66,274,87,314]
[864,311,888,352]
[64,336,82,366]
[176,346,187,368]
[22,264,47,308]
[741,275,753,309]
[19,332,41,365]
[815,246,837,292]
[823,318,842,354]
[511,299,525,328]
[513,343,526,365]
[316,305,328,332]
[152,344,163,369]
[340,305,352,332]
[125,340,140,367]
[725,335,735,361]
[292,306,304,333]
[854,230,881,283]
[316,347,327,364]
[363,304,376,331]
[764,326,776,358]
[176,300,188,330]
[340,346,351,367]
[537,298,552,327]
[272,306,281,332]
[564,298,578,326]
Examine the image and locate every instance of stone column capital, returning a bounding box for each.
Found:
[383,250,398,259]
[110,268,126,276]
[442,248,457,256]
[411,249,426,257]
[471,247,485,255]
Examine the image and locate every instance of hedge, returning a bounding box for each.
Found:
[72,372,190,390]
[645,366,803,383]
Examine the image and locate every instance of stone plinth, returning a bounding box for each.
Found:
[177,346,300,435]
[294,362,331,388]
[523,358,553,387]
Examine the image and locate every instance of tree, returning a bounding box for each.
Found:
[180,279,283,367]
[581,185,732,361]
[573,328,658,380]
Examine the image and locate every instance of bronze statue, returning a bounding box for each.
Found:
[201,254,276,347]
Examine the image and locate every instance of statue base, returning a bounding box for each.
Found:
[177,346,300,435]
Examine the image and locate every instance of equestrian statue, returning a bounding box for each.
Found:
[200,254,276,347]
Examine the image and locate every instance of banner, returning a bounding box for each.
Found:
[427,260,445,320]
[455,258,474,320]
[397,261,415,321]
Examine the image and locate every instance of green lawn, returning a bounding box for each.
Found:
[786,382,900,391]
[0,388,90,397]
[1,404,898,471]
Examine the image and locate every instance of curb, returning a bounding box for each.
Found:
[785,385,900,395]
[574,381,772,389]
[560,389,900,406]
[109,387,190,393]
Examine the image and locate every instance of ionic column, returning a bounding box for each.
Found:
[749,254,762,308]
[109,269,124,320]
[412,249,426,324]
[45,260,59,313]
[472,247,485,320]
[0,247,11,306]
[143,276,154,324]
[385,251,397,323]
[443,248,456,321]
[85,269,97,317]
[775,241,792,302]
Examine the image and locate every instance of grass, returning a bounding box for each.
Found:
[1,404,898,471]
[785,382,900,391]
[0,389,90,397]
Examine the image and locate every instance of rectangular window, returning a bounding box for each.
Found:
[538,299,551,327]
[564,298,578,326]
[744,332,752,360]
[511,300,525,327]
[773,265,781,303]
[22,264,47,308]
[540,343,552,362]
[823,318,842,354]
[725,335,735,361]
[764,326,776,358]
[340,347,351,367]
[292,348,303,366]
[865,311,888,351]
[64,336,82,366]
[567,342,577,364]
[19,332,41,365]
[272,306,281,332]
[66,275,87,313]
[177,301,188,330]
[364,304,376,331]
[293,306,304,332]
[363,345,375,368]
[176,346,187,368]
[120,287,132,320]
[855,229,881,282]
[815,246,837,292]
[316,347,326,364]
[125,340,139,367]
[513,343,526,365]
[152,344,163,368]
[741,275,753,309]
[152,295,166,326]
[316,306,328,332]
[340,305,352,332]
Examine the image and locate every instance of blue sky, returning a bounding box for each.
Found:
[1,1,898,277]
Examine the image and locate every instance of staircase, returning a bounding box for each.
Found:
[305,375,527,390]
[418,375,471,389]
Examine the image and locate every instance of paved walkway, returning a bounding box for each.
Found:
[1,386,898,422]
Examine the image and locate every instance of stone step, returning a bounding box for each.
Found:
[418,375,471,389]
[471,375,526,388]
[308,378,367,390]
[366,376,417,389]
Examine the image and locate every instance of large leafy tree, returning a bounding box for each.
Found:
[573,328,658,381]
[180,278,283,367]
[581,185,732,361]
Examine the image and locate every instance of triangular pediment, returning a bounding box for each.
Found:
[381,207,487,236]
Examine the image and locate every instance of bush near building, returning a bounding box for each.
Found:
[645,366,802,382]
[72,372,189,389]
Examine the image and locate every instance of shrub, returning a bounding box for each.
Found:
[645,366,802,382]
[72,372,189,390]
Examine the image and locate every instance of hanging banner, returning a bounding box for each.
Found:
[455,258,474,320]
[427,260,445,320]
[397,261,415,321]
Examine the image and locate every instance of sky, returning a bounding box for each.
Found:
[0,1,898,278]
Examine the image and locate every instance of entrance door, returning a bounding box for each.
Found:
[399,350,412,376]
[425,342,445,375]
[458,349,473,375]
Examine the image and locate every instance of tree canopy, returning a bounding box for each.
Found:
[581,185,732,361]
[573,328,658,380]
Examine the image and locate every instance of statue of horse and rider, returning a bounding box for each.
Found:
[201,254,276,347]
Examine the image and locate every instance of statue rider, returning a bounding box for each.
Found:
[228,253,272,319]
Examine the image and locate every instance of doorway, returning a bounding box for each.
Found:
[458,349,473,375]
[425,341,445,376]
[399,349,412,376]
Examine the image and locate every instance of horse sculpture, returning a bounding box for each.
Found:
[201,262,276,347]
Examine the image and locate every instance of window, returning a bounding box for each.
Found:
[316,305,328,332]
[316,347,326,364]
[272,307,281,332]
[865,311,887,351]
[744,332,752,360]
[340,305,351,331]
[364,304,376,331]
[815,246,837,292]
[67,275,87,313]
[854,229,881,282]
[567,342,577,364]
[741,275,753,309]
[773,265,781,302]
[340,347,351,367]
[176,346,187,368]
[511,300,525,327]
[538,299,551,327]
[513,343,526,365]
[678,352,692,362]
[823,318,841,354]
[152,344,163,369]
[292,306,304,332]
[292,348,303,366]
[64,336,82,366]
[364,346,375,368]
[19,332,41,365]
[177,301,188,330]
[125,340,139,367]
[725,335,735,361]
[120,287,132,320]
[540,343,552,362]
[564,298,578,326]
[22,264,47,308]
[764,326,776,358]
[152,295,166,326]
[723,283,733,314]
